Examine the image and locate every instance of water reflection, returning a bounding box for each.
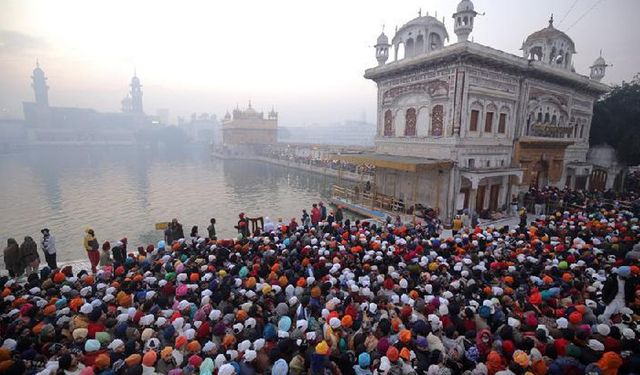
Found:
[0,145,343,262]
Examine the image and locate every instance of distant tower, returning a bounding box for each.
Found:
[452,0,477,42]
[130,71,143,114]
[32,60,49,107]
[375,27,391,66]
[590,50,609,82]
[268,106,278,120]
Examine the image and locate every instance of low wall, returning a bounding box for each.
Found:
[212,152,372,183]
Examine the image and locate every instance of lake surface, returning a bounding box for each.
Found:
[0,145,340,262]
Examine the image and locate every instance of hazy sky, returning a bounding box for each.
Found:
[1,0,638,126]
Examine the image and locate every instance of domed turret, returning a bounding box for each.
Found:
[522,15,575,70]
[452,0,478,42]
[590,50,609,82]
[374,27,391,66]
[392,11,449,60]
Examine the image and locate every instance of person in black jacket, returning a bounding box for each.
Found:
[601,266,637,322]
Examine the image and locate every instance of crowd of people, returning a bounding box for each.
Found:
[260,148,375,176]
[1,190,639,375]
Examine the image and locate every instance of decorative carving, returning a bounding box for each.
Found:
[384,110,393,136]
[529,123,574,137]
[405,108,417,136]
[428,80,449,97]
[431,105,444,136]
[382,79,449,105]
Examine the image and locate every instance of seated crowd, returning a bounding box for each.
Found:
[0,193,639,375]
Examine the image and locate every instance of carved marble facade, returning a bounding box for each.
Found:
[364,2,609,220]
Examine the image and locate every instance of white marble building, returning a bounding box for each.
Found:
[343,1,610,222]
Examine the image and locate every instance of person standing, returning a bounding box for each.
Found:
[235,213,249,238]
[41,228,57,269]
[302,209,311,228]
[335,206,344,224]
[510,195,519,216]
[319,202,327,221]
[3,238,21,278]
[99,241,112,267]
[19,236,40,276]
[111,238,127,267]
[83,228,100,273]
[311,204,320,227]
[451,215,463,236]
[207,218,217,240]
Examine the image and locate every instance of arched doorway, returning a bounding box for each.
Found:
[533,159,549,188]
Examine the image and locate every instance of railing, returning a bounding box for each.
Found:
[331,184,410,214]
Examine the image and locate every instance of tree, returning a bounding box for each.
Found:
[590,74,640,166]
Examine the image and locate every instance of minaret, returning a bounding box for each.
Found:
[130,71,144,114]
[375,26,391,66]
[453,0,478,42]
[32,60,49,107]
[590,50,609,82]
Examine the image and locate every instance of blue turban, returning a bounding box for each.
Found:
[358,352,371,368]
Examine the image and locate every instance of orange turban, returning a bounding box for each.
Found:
[399,347,411,361]
[245,277,256,290]
[175,336,187,349]
[117,292,132,307]
[386,346,399,362]
[341,315,353,329]
[399,329,412,344]
[125,354,142,367]
[236,310,248,322]
[187,340,201,353]
[142,350,157,367]
[190,273,200,282]
[53,272,65,283]
[311,287,321,298]
[95,353,110,369]
[278,276,288,287]
[70,297,84,312]
[43,305,56,316]
[223,334,236,349]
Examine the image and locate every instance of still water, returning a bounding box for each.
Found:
[0,145,339,262]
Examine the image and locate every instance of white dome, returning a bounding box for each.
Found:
[524,18,575,52]
[593,55,606,66]
[376,32,389,45]
[457,0,474,13]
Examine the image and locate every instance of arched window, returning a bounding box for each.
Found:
[551,115,557,125]
[463,16,469,25]
[431,105,443,137]
[395,42,405,61]
[415,35,424,55]
[544,113,550,123]
[405,108,417,136]
[383,110,393,136]
[537,112,543,123]
[429,33,442,51]
[405,38,415,58]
